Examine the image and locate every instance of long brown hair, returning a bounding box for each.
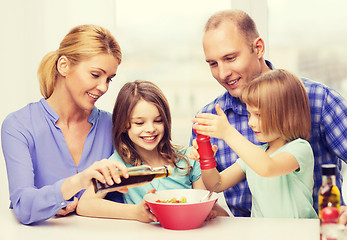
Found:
[37,24,122,98]
[241,69,311,141]
[112,80,192,174]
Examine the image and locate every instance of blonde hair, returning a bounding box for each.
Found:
[241,69,311,141]
[37,25,122,98]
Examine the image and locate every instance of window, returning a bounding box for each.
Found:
[268,0,347,98]
[104,0,232,145]
[97,0,267,145]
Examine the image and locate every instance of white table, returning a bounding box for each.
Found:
[0,209,321,240]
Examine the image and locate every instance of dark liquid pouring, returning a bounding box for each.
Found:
[93,170,169,194]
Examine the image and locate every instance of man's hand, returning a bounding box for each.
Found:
[339,205,347,225]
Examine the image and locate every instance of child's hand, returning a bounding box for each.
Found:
[193,104,231,140]
[188,139,200,160]
[205,209,217,221]
[135,201,157,223]
[188,140,218,161]
[136,188,158,223]
[56,197,78,216]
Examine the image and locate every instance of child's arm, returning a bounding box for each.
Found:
[188,139,246,192]
[192,177,229,217]
[193,104,299,178]
[76,186,157,223]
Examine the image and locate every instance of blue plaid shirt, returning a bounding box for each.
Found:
[191,61,347,217]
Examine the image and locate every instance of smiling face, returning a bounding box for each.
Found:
[203,21,263,98]
[127,99,165,155]
[62,54,119,112]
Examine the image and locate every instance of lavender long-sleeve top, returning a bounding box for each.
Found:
[1,99,114,224]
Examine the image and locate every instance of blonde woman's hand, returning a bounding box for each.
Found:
[77,159,129,189]
[62,159,129,201]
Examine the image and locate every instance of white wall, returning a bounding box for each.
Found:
[0,0,267,212]
[0,0,119,213]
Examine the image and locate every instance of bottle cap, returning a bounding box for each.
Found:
[165,165,174,177]
[322,164,336,176]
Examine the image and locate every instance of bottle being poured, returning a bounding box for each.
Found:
[92,165,173,194]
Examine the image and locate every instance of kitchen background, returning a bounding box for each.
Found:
[1,0,347,212]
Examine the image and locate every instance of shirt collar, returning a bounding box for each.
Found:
[223,93,248,116]
[88,106,98,124]
[265,60,274,70]
[40,98,98,125]
[40,98,59,122]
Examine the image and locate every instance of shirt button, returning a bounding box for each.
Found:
[61,202,66,206]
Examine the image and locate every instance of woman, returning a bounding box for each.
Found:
[1,24,128,225]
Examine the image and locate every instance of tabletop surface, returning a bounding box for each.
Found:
[0,209,321,240]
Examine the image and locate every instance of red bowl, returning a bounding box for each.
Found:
[144,189,218,230]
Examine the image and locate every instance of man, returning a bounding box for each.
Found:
[191,9,347,220]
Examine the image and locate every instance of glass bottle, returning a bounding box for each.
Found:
[92,165,173,194]
[319,164,342,239]
[319,164,340,220]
